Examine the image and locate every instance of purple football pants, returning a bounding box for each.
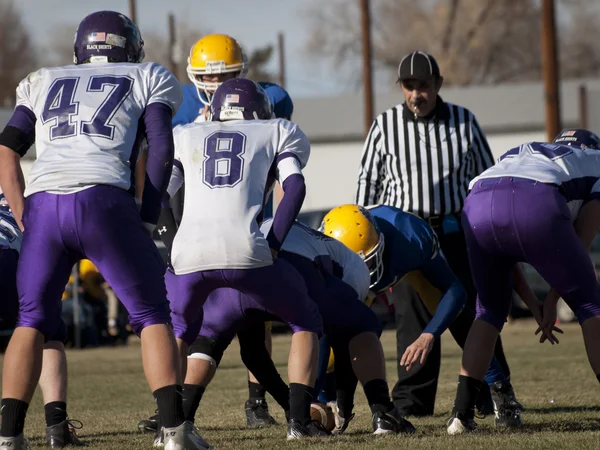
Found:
[17,185,171,338]
[463,177,600,330]
[167,258,323,345]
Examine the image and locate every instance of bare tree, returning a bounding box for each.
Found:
[246,45,275,83]
[0,0,37,106]
[305,0,600,87]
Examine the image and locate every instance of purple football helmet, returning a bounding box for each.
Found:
[210,78,273,121]
[553,129,600,150]
[73,11,144,65]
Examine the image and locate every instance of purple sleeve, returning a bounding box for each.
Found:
[266,173,306,251]
[0,106,36,156]
[139,102,175,226]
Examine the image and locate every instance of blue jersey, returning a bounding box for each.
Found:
[0,195,22,252]
[368,205,465,337]
[172,82,294,127]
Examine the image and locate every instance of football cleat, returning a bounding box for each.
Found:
[327,402,355,435]
[245,399,277,428]
[139,410,160,434]
[45,419,83,448]
[161,421,212,450]
[372,408,416,435]
[447,410,477,435]
[286,419,332,439]
[0,434,30,450]
[490,381,523,428]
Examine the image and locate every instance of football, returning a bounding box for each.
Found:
[310,402,336,432]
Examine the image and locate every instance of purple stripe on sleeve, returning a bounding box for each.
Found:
[139,102,175,226]
[275,152,300,166]
[7,106,36,135]
[266,173,306,251]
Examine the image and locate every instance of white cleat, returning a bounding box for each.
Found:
[447,412,477,435]
[162,421,212,450]
[0,434,30,450]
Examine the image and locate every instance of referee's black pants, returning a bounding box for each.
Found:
[391,227,511,416]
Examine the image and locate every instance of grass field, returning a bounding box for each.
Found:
[6,319,600,449]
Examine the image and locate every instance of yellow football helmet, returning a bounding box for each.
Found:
[320,204,385,288]
[186,34,248,105]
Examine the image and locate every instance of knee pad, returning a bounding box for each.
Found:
[189,335,226,366]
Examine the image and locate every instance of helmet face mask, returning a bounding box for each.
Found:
[320,204,385,289]
[186,34,248,106]
[73,11,144,65]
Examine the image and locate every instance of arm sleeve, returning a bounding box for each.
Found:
[469,113,495,177]
[139,102,175,229]
[266,173,306,251]
[166,160,184,199]
[421,254,467,337]
[356,119,384,206]
[0,106,36,156]
[148,63,183,114]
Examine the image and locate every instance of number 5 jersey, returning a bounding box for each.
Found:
[13,62,182,197]
[471,141,600,220]
[168,119,310,273]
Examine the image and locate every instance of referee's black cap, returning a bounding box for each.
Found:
[397,51,441,82]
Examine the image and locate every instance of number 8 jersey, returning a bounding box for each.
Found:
[15,62,182,197]
[169,118,310,273]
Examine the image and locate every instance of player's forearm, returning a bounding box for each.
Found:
[423,282,466,337]
[140,103,175,229]
[513,264,544,309]
[267,174,305,251]
[0,146,26,229]
[574,199,600,251]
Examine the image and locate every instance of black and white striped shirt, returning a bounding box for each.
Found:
[355,98,494,219]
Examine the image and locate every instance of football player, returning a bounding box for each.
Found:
[0,11,210,450]
[0,194,82,448]
[174,34,248,125]
[159,216,416,437]
[447,129,600,435]
[320,205,523,426]
[158,78,325,441]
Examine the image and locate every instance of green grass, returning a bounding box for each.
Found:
[6,319,600,449]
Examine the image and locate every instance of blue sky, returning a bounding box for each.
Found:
[18,0,348,98]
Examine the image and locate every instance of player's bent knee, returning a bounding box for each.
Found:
[574,303,600,325]
[189,336,226,366]
[475,312,505,332]
[129,303,172,337]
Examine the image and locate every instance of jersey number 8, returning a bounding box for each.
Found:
[203,131,246,188]
[41,75,134,141]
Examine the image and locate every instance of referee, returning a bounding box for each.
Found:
[356,51,516,416]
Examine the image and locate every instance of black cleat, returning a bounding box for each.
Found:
[45,419,83,448]
[287,419,331,439]
[245,399,277,428]
[138,410,160,434]
[372,408,416,435]
[447,410,477,435]
[491,381,523,428]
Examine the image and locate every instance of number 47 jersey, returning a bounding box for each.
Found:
[169,119,310,274]
[17,62,182,197]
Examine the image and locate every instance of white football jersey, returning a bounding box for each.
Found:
[170,118,310,273]
[0,195,22,252]
[18,62,182,196]
[471,141,600,219]
[260,219,370,301]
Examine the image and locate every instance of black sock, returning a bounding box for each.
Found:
[596,373,600,385]
[289,383,314,426]
[248,381,267,400]
[454,375,483,417]
[363,379,393,415]
[153,385,185,429]
[0,399,29,437]
[182,384,205,422]
[44,401,67,427]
